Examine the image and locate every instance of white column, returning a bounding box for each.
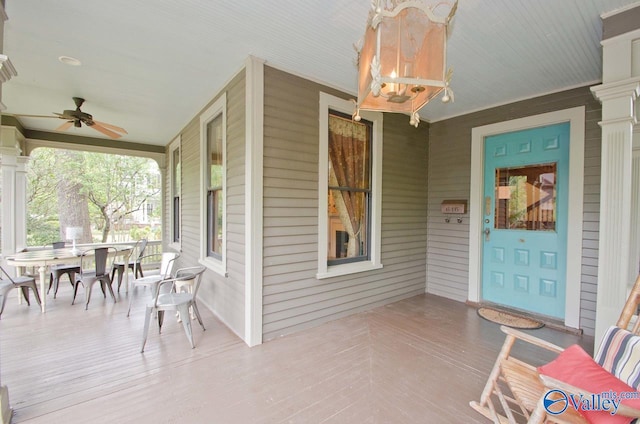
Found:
[630,136,640,288]
[0,3,19,422]
[591,80,640,344]
[0,145,21,424]
[15,156,28,251]
[0,146,18,256]
[0,126,28,257]
[591,17,640,344]
[244,55,264,346]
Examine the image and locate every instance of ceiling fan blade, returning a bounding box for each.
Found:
[88,122,122,139]
[55,121,73,132]
[93,120,127,135]
[14,114,60,119]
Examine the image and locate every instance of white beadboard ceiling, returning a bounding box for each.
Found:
[2,0,638,146]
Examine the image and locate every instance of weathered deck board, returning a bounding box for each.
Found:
[0,285,592,423]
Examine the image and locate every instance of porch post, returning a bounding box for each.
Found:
[0,3,19,421]
[591,12,640,343]
[0,127,28,255]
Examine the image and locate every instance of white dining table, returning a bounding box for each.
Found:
[6,245,133,312]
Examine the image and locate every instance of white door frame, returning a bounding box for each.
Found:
[468,106,585,329]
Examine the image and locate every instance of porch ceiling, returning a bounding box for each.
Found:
[2,0,638,146]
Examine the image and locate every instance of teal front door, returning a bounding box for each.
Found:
[482,123,570,319]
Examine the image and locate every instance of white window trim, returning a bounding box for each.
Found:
[199,93,227,276]
[316,92,383,279]
[168,135,181,251]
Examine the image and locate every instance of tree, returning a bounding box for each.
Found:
[82,154,160,242]
[27,149,63,245]
[54,150,93,243]
[26,148,161,245]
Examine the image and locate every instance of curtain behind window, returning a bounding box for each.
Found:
[328,114,370,258]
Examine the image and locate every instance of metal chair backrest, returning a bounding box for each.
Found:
[159,252,179,280]
[153,266,205,307]
[136,239,148,261]
[174,266,206,297]
[0,265,16,284]
[79,247,116,277]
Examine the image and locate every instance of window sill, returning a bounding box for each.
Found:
[316,261,383,280]
[168,242,180,252]
[199,257,227,277]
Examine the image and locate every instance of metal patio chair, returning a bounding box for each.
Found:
[0,265,42,318]
[72,246,117,310]
[48,241,81,298]
[141,266,206,352]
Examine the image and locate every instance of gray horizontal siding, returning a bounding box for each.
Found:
[165,69,246,338]
[262,66,429,341]
[427,85,602,336]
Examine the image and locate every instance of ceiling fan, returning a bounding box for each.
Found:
[16,97,128,139]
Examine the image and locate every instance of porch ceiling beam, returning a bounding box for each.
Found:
[1,115,165,154]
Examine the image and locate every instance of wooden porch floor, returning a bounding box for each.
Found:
[0,285,592,423]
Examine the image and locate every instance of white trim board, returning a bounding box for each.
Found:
[468,106,585,329]
[244,56,264,347]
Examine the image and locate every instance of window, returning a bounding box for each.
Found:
[206,114,224,258]
[495,163,557,231]
[327,111,371,264]
[169,136,181,246]
[317,93,383,278]
[200,94,226,275]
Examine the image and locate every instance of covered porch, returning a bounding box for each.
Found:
[0,288,590,423]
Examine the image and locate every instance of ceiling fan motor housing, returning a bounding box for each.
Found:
[61,109,93,126]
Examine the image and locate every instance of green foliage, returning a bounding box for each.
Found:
[26,148,161,246]
[26,216,60,247]
[129,225,162,241]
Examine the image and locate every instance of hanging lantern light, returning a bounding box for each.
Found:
[354,0,458,127]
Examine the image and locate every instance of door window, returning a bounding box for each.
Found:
[494,163,556,231]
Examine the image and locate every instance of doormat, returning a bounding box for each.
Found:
[477,307,544,329]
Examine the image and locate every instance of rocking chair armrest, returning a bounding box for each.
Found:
[539,374,640,419]
[500,325,565,354]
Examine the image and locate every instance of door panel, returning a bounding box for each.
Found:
[482,123,569,318]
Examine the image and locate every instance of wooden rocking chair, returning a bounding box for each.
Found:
[470,274,640,424]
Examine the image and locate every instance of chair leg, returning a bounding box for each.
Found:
[117,266,125,292]
[157,310,165,332]
[177,304,195,348]
[84,282,93,310]
[29,283,42,306]
[62,271,76,298]
[20,286,31,306]
[0,293,9,317]
[52,274,59,299]
[192,302,206,331]
[127,285,135,317]
[103,277,116,303]
[71,281,80,305]
[111,266,120,287]
[141,305,153,353]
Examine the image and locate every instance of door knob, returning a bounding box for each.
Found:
[484,227,491,241]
